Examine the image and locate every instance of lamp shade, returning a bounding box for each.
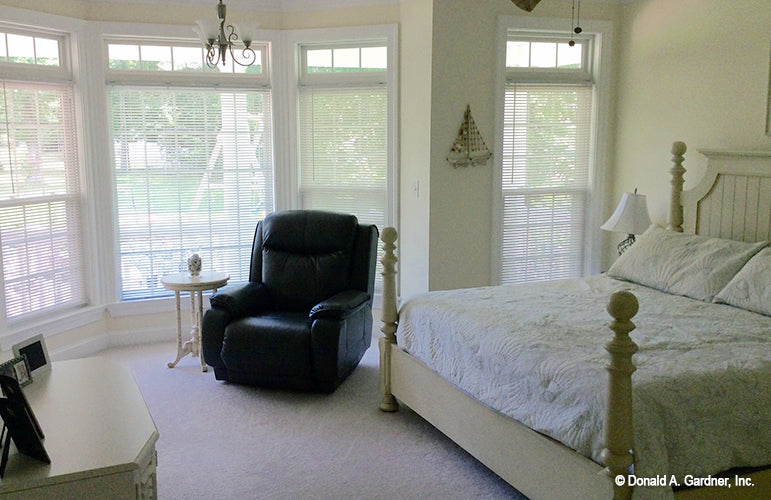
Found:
[601,191,651,235]
[194,19,220,43]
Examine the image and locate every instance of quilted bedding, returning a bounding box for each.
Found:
[396,275,771,500]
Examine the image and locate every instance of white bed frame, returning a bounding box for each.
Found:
[378,142,771,500]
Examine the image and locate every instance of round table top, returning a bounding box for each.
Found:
[161,270,230,291]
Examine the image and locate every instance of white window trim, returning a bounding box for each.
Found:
[0,18,74,83]
[103,37,271,88]
[492,14,613,285]
[85,22,282,304]
[0,7,92,339]
[279,24,398,226]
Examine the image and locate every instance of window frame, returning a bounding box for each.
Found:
[492,15,613,285]
[282,25,398,227]
[298,41,389,86]
[102,31,277,301]
[0,12,90,338]
[0,23,71,82]
[103,36,271,88]
[503,34,593,81]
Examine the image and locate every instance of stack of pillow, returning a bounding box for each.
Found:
[606,224,771,317]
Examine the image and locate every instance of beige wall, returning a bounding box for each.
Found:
[423,0,618,293]
[397,0,433,299]
[613,0,771,234]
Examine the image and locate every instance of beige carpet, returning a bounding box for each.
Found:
[99,338,528,500]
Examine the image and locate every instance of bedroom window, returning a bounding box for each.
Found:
[295,34,396,289]
[496,28,607,284]
[0,28,86,325]
[106,40,273,300]
[296,40,391,236]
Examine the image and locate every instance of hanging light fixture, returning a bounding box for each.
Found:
[194,0,257,68]
[569,0,582,47]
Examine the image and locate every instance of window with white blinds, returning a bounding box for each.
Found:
[498,32,598,285]
[109,86,273,300]
[298,85,388,228]
[500,84,593,283]
[296,40,392,289]
[0,80,86,323]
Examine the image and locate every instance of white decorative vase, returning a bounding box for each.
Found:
[187,253,202,277]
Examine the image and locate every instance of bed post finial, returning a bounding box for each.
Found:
[601,290,639,500]
[379,227,400,412]
[668,141,687,233]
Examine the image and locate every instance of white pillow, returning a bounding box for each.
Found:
[715,246,771,316]
[606,225,768,302]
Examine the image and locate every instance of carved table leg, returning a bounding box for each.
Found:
[168,291,193,368]
[196,290,207,372]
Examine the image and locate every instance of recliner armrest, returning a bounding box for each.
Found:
[210,282,269,319]
[309,290,370,320]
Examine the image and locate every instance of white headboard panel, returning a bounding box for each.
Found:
[679,148,771,241]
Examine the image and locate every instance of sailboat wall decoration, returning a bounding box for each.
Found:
[446,105,492,168]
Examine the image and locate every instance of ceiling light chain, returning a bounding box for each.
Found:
[569,0,582,47]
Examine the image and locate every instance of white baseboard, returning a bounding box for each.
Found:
[50,326,177,361]
[51,335,110,361]
[108,327,177,347]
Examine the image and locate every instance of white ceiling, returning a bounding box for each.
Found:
[81,0,400,10]
[82,0,630,10]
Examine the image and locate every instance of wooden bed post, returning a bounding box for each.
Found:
[667,141,687,232]
[601,290,639,500]
[379,227,400,412]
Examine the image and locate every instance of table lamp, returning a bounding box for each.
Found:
[601,189,651,255]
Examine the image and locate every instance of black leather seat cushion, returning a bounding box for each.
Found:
[222,312,312,379]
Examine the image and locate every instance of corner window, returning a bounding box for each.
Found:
[0,27,84,326]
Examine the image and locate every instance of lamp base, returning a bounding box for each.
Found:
[617,234,636,255]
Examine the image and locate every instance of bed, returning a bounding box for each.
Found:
[377,142,771,500]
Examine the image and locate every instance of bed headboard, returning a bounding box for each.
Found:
[668,141,771,242]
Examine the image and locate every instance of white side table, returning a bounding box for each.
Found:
[162,270,229,372]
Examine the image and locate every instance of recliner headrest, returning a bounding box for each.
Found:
[262,210,358,255]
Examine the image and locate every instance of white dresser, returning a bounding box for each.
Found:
[0,357,158,499]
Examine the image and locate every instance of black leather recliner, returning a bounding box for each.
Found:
[201,210,378,393]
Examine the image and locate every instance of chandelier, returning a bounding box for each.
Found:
[194,0,257,68]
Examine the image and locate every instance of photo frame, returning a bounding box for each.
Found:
[0,375,49,478]
[12,334,51,378]
[0,357,32,387]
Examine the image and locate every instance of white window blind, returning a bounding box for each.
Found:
[0,80,85,322]
[109,86,273,300]
[297,85,388,229]
[500,83,593,284]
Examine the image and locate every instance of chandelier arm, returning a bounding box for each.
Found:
[230,45,257,67]
[198,0,258,68]
[225,24,239,45]
[203,45,218,68]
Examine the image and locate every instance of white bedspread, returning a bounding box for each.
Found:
[396,275,771,500]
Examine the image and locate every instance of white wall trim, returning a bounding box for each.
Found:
[1,306,105,351]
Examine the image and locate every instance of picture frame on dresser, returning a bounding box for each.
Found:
[0,375,49,478]
[0,357,32,387]
[12,334,51,379]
